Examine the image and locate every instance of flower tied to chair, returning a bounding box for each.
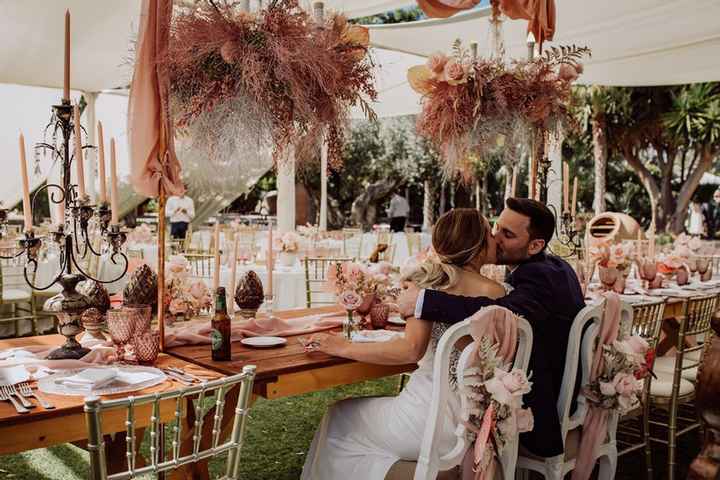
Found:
[458,306,533,480]
[572,292,652,480]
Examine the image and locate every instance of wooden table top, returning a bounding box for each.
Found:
[0,334,221,430]
[167,306,378,384]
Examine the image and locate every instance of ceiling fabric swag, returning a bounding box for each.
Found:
[127,0,184,198]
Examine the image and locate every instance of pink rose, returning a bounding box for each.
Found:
[599,380,616,397]
[516,408,534,433]
[342,262,367,283]
[624,335,649,355]
[613,372,641,397]
[426,52,448,75]
[370,261,393,276]
[339,290,362,310]
[189,281,209,300]
[485,368,531,407]
[169,298,188,315]
[443,60,468,86]
[558,63,579,83]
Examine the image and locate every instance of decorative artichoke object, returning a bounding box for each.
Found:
[78,280,111,314]
[235,271,264,310]
[123,264,158,307]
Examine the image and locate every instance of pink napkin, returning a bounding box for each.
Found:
[0,335,118,374]
[164,312,345,348]
[571,292,621,480]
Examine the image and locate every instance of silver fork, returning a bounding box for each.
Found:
[18,383,54,410]
[8,385,33,409]
[0,385,29,414]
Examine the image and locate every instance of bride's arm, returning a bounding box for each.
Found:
[308,316,433,365]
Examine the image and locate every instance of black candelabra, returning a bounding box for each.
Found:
[0,100,129,359]
[548,205,583,258]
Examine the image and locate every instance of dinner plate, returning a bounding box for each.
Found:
[38,366,166,397]
[241,336,287,348]
[387,316,406,326]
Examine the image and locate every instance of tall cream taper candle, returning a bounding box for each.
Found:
[97,121,107,203]
[18,133,33,232]
[212,222,221,292]
[73,105,86,198]
[229,236,239,314]
[63,10,70,102]
[109,138,119,224]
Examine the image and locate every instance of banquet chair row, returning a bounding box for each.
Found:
[85,365,256,480]
[342,228,364,259]
[303,257,351,308]
[387,312,534,480]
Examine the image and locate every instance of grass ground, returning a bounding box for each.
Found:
[0,375,702,479]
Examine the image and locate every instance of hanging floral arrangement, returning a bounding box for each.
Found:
[162,0,377,168]
[408,40,589,179]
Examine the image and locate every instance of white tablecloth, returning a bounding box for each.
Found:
[360,232,431,266]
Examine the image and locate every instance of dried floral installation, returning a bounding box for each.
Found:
[163,0,377,169]
[409,38,590,180]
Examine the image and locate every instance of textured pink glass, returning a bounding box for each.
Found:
[132,330,160,365]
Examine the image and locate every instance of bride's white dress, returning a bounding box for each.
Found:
[300,322,465,480]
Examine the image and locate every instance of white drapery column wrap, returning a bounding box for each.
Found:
[277,152,296,233]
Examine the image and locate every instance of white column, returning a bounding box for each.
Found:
[319,141,328,231]
[83,92,98,201]
[547,131,565,226]
[276,151,296,233]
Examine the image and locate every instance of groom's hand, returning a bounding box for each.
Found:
[397,282,420,319]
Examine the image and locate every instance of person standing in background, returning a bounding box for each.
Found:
[702,188,720,239]
[387,189,410,232]
[166,188,195,240]
[687,199,705,236]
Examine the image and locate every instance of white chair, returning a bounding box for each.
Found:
[516,300,632,480]
[84,366,255,479]
[412,314,534,480]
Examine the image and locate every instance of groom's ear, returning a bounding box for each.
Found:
[528,238,545,256]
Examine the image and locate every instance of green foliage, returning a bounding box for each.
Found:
[664,83,720,147]
[351,6,425,25]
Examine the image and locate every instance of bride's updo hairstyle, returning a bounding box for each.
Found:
[403,208,490,290]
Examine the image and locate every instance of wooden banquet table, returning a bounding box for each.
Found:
[167,306,417,400]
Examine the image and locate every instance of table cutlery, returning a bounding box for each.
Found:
[166,367,204,383]
[18,382,54,410]
[161,369,193,386]
[8,385,33,409]
[0,385,28,414]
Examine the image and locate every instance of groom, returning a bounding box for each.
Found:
[398,198,585,458]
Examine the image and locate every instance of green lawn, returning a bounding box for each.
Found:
[0,377,400,480]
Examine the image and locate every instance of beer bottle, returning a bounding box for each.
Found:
[211,287,232,361]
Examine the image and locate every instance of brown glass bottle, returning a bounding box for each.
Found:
[211,287,232,361]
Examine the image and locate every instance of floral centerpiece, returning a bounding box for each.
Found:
[164,255,213,323]
[589,240,635,292]
[408,39,590,179]
[128,223,153,244]
[583,334,654,414]
[274,231,304,267]
[460,336,534,475]
[325,261,398,336]
[163,0,376,168]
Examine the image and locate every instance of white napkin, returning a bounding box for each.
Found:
[351,330,404,343]
[0,365,30,385]
[113,371,157,386]
[57,368,118,390]
[0,348,37,361]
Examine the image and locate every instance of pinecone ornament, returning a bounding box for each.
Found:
[235,270,264,312]
[78,280,111,314]
[123,264,158,307]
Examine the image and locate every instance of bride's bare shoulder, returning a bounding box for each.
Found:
[451,277,506,300]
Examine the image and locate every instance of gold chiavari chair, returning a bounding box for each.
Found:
[616,299,666,480]
[0,252,37,337]
[303,257,350,308]
[181,223,194,253]
[85,366,255,480]
[378,243,396,264]
[185,253,215,279]
[406,232,422,258]
[648,294,718,480]
[235,226,257,261]
[342,228,363,260]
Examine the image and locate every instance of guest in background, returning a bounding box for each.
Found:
[687,198,705,236]
[702,189,720,239]
[166,188,195,240]
[387,189,410,232]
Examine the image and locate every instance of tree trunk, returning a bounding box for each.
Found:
[623,145,662,227]
[422,180,435,232]
[591,113,607,214]
[669,148,715,234]
[504,165,513,201]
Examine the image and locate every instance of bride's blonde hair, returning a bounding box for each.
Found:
[403,209,490,290]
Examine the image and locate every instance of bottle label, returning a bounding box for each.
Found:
[210,329,223,351]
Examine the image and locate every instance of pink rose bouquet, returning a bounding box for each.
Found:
[164,255,213,319]
[273,231,303,253]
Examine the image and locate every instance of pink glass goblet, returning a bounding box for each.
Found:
[124,304,152,335]
[697,257,710,276]
[132,330,160,365]
[107,308,136,360]
[637,257,657,289]
[598,265,619,291]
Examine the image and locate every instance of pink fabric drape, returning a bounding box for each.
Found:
[461,306,519,480]
[571,292,622,480]
[127,0,184,198]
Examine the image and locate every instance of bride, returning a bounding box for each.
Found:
[301,208,508,480]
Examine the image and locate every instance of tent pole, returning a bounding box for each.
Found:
[157,182,166,351]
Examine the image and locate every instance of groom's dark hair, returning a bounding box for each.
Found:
[505,198,555,250]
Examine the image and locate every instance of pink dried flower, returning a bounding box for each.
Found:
[426,52,449,75]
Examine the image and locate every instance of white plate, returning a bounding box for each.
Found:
[241,336,287,348]
[387,316,406,326]
[39,366,166,397]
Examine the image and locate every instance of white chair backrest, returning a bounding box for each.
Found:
[414,314,533,480]
[84,365,255,480]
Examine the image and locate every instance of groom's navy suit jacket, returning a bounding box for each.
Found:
[420,252,585,457]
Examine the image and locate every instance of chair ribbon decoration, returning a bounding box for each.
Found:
[458,306,532,480]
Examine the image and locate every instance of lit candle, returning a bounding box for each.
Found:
[229,236,239,315]
[97,121,107,203]
[63,10,70,102]
[18,133,33,232]
[212,222,221,292]
[563,162,569,213]
[73,104,86,198]
[571,177,578,217]
[267,223,273,298]
[109,138,119,224]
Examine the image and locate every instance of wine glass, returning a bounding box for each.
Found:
[107,308,136,361]
[636,257,657,290]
